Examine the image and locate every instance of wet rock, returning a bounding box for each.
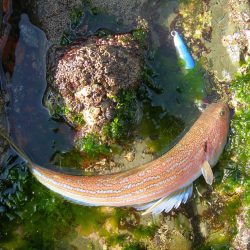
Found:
[124,151,135,162]
[222,30,250,65]
[91,0,148,25]
[208,0,250,81]
[46,33,143,138]
[233,209,250,250]
[31,0,83,44]
[70,231,106,250]
[152,216,192,250]
[199,221,209,238]
[104,217,118,233]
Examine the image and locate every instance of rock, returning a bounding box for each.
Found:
[31,0,83,44]
[233,209,250,250]
[152,216,192,250]
[207,0,250,81]
[46,33,143,138]
[91,0,148,25]
[222,31,250,65]
[124,151,135,162]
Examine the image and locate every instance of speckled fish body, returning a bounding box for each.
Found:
[31,103,230,212]
[171,31,195,69]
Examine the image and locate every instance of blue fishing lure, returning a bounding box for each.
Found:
[171,31,195,69]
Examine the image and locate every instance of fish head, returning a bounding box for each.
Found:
[204,102,230,166]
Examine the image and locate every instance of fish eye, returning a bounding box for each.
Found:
[220,109,225,117]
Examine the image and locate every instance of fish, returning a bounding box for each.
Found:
[0,103,230,215]
[171,30,195,69]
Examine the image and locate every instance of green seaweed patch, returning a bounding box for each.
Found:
[132,224,158,240]
[71,206,109,236]
[60,5,85,46]
[123,242,147,250]
[51,149,84,168]
[71,113,85,126]
[139,104,185,153]
[103,90,138,141]
[60,31,73,46]
[53,104,70,117]
[229,61,250,169]
[0,177,76,249]
[107,234,127,247]
[76,134,110,158]
[140,66,163,94]
[113,207,132,222]
[132,29,148,47]
[53,104,85,127]
[200,241,232,250]
[90,6,100,16]
[69,7,84,27]
[0,152,29,222]
[243,180,250,227]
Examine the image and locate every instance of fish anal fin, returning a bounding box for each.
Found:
[135,184,193,216]
[201,160,214,185]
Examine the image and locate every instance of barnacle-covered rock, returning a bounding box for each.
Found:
[45,33,143,140]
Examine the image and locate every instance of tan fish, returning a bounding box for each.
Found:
[1,103,230,215]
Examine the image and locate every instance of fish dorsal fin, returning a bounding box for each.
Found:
[135,184,193,216]
[201,160,214,185]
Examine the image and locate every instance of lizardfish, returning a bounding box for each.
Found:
[171,30,195,69]
[1,103,229,215]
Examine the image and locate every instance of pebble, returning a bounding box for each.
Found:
[124,151,135,162]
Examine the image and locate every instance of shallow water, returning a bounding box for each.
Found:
[1,1,246,249]
[2,2,204,167]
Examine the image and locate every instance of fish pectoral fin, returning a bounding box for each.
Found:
[201,160,214,185]
[134,184,193,216]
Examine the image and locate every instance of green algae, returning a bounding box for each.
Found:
[0,151,29,222]
[230,62,250,168]
[72,206,109,236]
[59,5,85,46]
[132,29,148,47]
[139,103,185,153]
[53,104,85,127]
[123,243,146,250]
[76,134,110,158]
[132,224,158,240]
[0,176,74,249]
[103,90,139,141]
[69,7,84,27]
[60,31,72,46]
[228,61,250,228]
[51,149,84,168]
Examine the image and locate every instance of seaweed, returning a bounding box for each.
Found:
[0,150,29,222]
[103,90,138,140]
[76,134,110,157]
[132,29,148,47]
[69,7,84,27]
[230,62,250,168]
[53,104,85,126]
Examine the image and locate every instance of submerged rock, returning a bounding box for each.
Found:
[233,209,250,250]
[46,33,143,140]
